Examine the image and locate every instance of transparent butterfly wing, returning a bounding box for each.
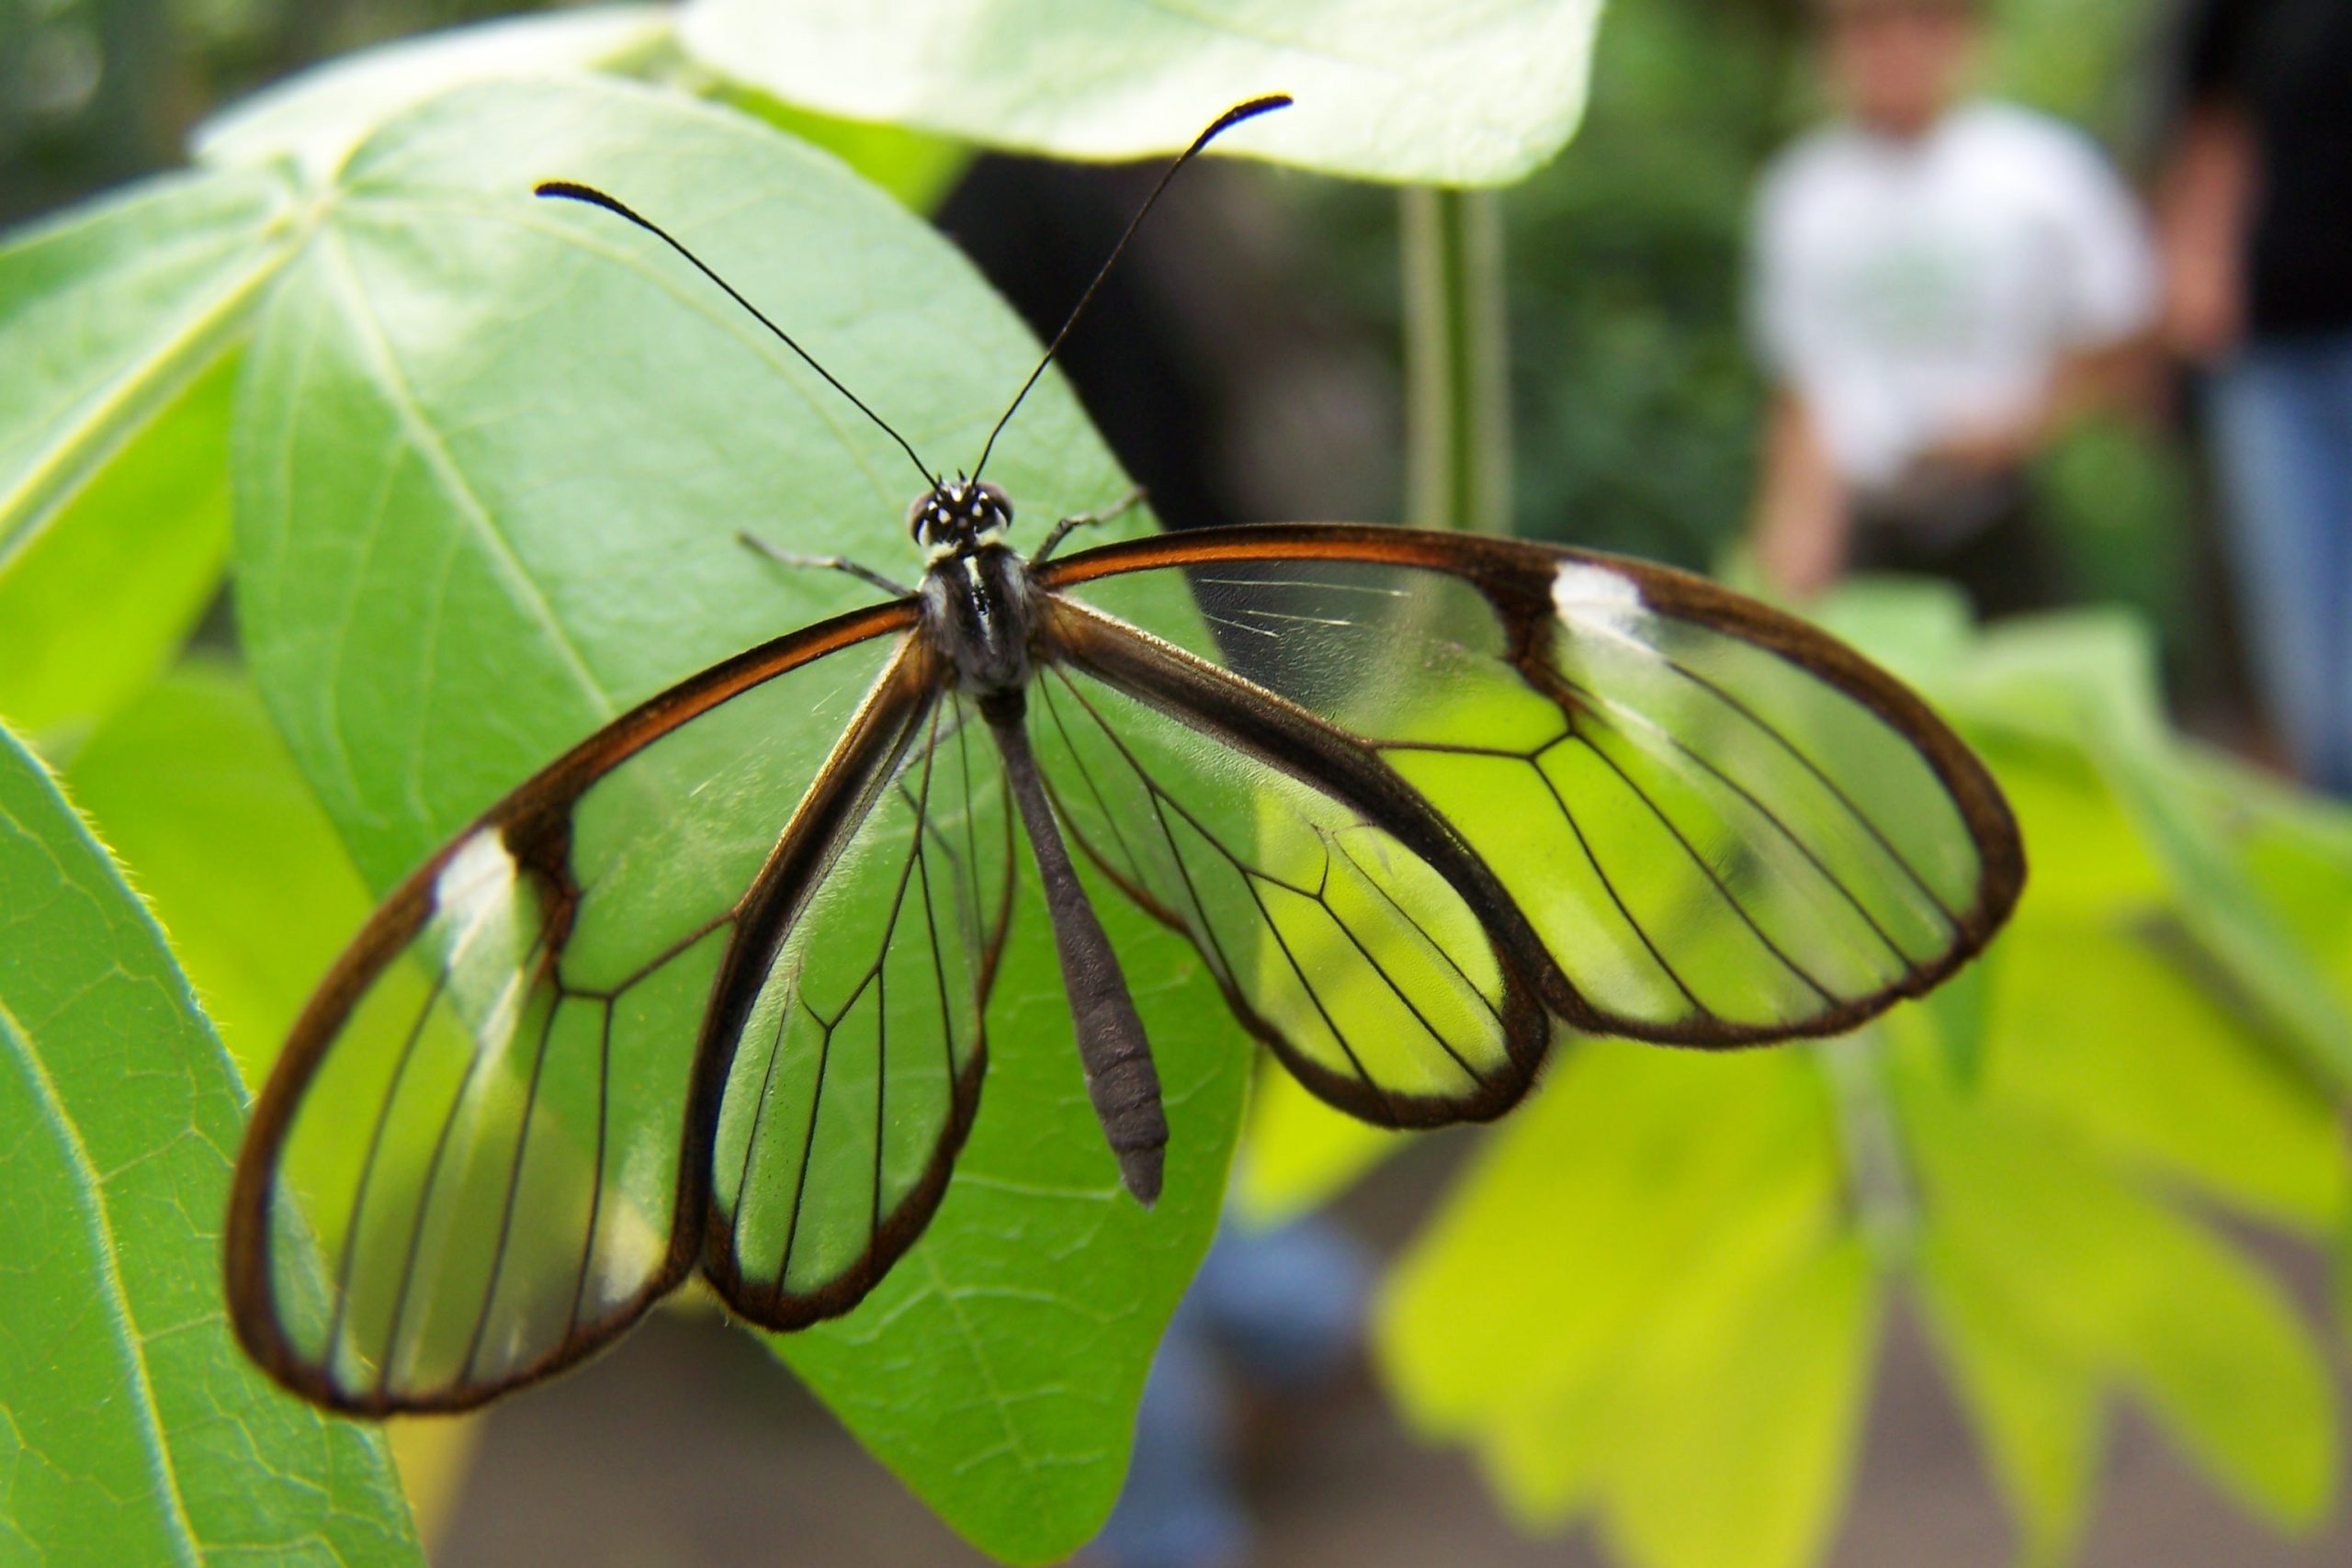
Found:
[1025,649,1552,1126]
[1038,525,2021,1051]
[227,604,922,1414]
[702,689,1012,1325]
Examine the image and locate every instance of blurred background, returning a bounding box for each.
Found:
[2,0,2256,716]
[7,0,2351,1564]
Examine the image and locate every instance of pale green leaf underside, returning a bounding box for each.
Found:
[679,0,1604,186]
[0,724,418,1565]
[0,167,293,561]
[0,168,298,738]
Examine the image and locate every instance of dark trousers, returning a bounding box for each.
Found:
[1847,473,2055,622]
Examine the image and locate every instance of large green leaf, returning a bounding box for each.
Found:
[0,724,419,1564]
[190,7,976,218]
[720,87,973,212]
[0,168,300,739]
[678,0,1605,185]
[231,76,1246,1562]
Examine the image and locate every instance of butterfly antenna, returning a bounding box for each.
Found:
[534,181,936,485]
[968,94,1292,483]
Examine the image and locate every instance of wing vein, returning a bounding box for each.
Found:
[1561,673,1916,970]
[459,991,563,1385]
[566,1001,612,1336]
[1573,728,1838,1008]
[1648,639,1962,932]
[1536,758,1711,1020]
[326,967,447,1374]
[373,927,550,1400]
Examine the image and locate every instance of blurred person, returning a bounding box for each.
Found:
[1747,0,2157,615]
[2153,0,2352,793]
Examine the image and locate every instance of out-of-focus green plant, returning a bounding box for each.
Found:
[1241,578,2352,1568]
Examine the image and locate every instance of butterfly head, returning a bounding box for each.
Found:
[909,478,1013,558]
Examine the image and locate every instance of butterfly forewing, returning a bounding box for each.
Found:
[229,604,919,1413]
[705,688,1012,1325]
[1038,525,2021,1049]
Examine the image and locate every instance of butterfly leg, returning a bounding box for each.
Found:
[1033,488,1148,564]
[737,530,916,598]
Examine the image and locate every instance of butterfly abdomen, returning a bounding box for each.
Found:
[986,692,1169,1206]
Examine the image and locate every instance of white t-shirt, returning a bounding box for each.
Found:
[1751,101,2156,491]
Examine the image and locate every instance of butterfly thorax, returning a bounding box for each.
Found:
[922,538,1037,699]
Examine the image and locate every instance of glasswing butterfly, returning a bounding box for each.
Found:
[226,96,2023,1415]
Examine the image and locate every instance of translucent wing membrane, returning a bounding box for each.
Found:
[227,603,956,1414]
[1020,577,1555,1125]
[704,693,1012,1325]
[1039,525,2021,1049]
[1026,651,1549,1124]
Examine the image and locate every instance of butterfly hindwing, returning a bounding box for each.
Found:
[1037,524,2022,1055]
[227,604,920,1414]
[701,680,1013,1326]
[1027,603,1554,1128]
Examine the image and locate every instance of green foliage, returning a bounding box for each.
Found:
[0,722,421,1565]
[208,72,1246,1561]
[1247,581,2351,1568]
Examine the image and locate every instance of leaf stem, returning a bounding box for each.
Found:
[1401,186,1511,535]
[1819,1032,1917,1262]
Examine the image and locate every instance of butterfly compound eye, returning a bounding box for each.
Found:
[977,482,1012,529]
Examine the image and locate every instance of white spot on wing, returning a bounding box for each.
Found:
[432,829,535,1059]
[1551,559,1654,650]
